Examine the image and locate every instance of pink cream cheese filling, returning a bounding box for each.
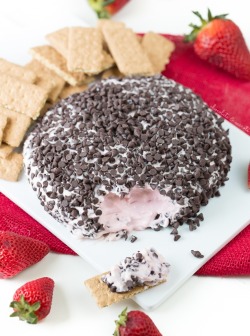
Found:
[98,185,182,235]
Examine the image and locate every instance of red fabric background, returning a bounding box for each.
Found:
[0,35,249,276]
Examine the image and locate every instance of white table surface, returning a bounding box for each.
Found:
[0,1,249,335]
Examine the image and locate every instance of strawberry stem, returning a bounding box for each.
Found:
[10,295,40,324]
[88,0,115,18]
[184,8,229,42]
[113,307,128,336]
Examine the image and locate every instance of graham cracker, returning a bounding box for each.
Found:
[97,19,126,31]
[0,152,23,182]
[46,27,114,74]
[25,64,54,99]
[0,58,36,83]
[67,27,104,74]
[0,144,14,158]
[102,26,154,76]
[25,60,65,102]
[0,107,32,147]
[59,84,88,100]
[0,73,48,119]
[98,19,126,50]
[0,115,8,145]
[30,45,87,86]
[141,32,175,74]
[99,50,115,72]
[84,273,150,308]
[46,27,69,59]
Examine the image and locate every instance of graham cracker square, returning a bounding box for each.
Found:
[29,45,87,86]
[0,107,32,147]
[46,27,69,59]
[0,152,23,182]
[101,26,154,76]
[25,59,65,102]
[141,32,175,73]
[0,58,37,83]
[67,27,104,74]
[0,143,14,159]
[0,73,48,120]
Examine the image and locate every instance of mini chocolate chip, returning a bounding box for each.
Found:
[191,250,204,258]
[130,235,137,243]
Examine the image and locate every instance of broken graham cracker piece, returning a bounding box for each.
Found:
[0,107,32,147]
[0,115,8,145]
[46,27,69,59]
[0,152,23,182]
[67,27,104,74]
[0,144,14,159]
[84,273,150,308]
[0,73,48,119]
[102,26,154,76]
[25,60,65,103]
[141,32,175,74]
[0,58,37,83]
[30,45,88,86]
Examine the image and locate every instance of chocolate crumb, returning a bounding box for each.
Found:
[130,235,137,243]
[191,250,204,258]
[174,234,181,241]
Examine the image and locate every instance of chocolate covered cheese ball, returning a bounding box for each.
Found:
[23,75,232,240]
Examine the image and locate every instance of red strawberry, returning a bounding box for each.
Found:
[114,307,162,336]
[184,9,250,80]
[88,0,130,18]
[0,231,50,279]
[10,277,54,324]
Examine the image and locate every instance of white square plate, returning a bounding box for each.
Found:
[0,14,249,310]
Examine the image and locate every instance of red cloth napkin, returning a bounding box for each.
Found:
[0,35,249,276]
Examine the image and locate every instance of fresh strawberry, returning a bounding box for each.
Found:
[88,0,130,18]
[114,307,162,336]
[184,9,250,80]
[0,231,50,279]
[10,277,54,324]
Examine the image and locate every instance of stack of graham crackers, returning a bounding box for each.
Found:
[0,19,175,182]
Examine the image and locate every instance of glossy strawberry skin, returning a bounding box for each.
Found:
[194,18,250,80]
[0,231,50,279]
[88,0,130,18]
[105,0,130,15]
[10,277,54,323]
[115,309,162,336]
